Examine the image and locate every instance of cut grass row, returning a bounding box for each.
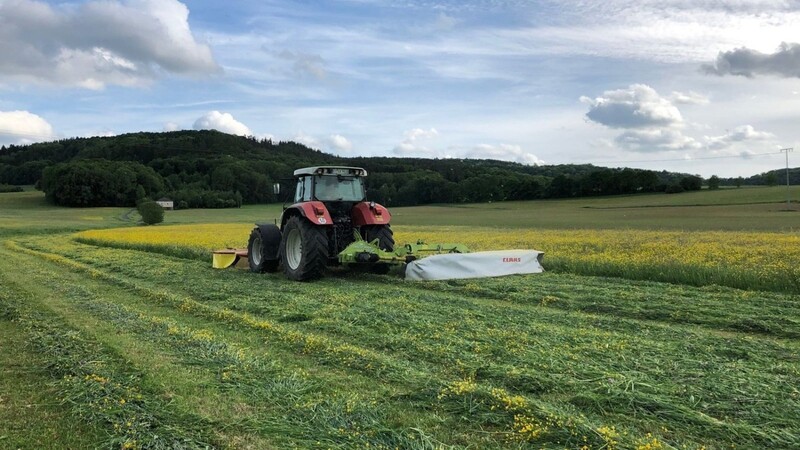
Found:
[0,318,106,449]
[0,267,215,449]
[6,234,800,448]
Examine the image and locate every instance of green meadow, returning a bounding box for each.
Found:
[1,187,798,449]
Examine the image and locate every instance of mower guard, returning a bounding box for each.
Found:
[404,249,544,281]
[338,238,545,281]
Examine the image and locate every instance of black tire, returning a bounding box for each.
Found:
[248,225,281,273]
[362,225,394,274]
[280,216,329,281]
[362,225,394,251]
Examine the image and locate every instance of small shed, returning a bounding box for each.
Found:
[156,197,174,210]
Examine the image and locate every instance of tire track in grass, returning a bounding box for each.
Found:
[11,237,800,449]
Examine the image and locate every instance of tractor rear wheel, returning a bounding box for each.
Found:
[248,225,281,273]
[281,216,329,281]
[362,225,394,274]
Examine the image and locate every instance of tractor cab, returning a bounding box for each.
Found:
[292,166,367,203]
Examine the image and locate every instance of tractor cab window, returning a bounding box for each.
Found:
[295,177,313,202]
[313,175,365,202]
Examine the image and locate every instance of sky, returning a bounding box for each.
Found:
[1,0,799,177]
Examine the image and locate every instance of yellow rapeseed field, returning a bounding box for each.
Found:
[76,224,800,291]
[78,223,253,252]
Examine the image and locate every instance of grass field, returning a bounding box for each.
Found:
[1,188,799,449]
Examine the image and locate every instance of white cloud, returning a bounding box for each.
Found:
[328,134,352,152]
[192,111,252,136]
[704,125,775,150]
[581,84,683,129]
[0,110,55,144]
[163,122,180,132]
[615,129,701,151]
[86,130,117,138]
[258,133,276,142]
[670,91,710,105]
[434,13,459,31]
[393,128,439,155]
[464,144,544,165]
[582,84,707,152]
[703,42,800,78]
[292,132,320,149]
[277,50,327,80]
[0,0,219,89]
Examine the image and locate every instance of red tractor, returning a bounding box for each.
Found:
[247,166,394,281]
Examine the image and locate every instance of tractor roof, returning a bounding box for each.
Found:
[293,166,368,177]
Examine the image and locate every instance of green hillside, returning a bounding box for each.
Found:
[1,130,723,209]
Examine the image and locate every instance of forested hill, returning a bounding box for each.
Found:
[1,130,701,208]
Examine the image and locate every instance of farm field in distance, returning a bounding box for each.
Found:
[1,187,799,449]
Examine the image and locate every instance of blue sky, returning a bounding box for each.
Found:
[2,0,800,177]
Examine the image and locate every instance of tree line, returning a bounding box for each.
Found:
[2,130,706,208]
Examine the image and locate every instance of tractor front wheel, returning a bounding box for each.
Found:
[281,216,329,281]
[248,225,281,273]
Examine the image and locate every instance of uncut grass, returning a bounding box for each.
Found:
[76,223,800,294]
[37,234,800,342]
[15,236,800,448]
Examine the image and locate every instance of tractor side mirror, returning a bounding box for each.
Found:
[273,183,281,196]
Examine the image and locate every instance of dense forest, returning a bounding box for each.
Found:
[720,168,800,187]
[1,130,713,208]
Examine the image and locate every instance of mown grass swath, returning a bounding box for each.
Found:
[3,233,799,449]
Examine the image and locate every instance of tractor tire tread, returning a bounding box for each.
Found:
[281,216,329,281]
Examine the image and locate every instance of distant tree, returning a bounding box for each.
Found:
[40,159,165,207]
[735,176,744,188]
[679,175,702,191]
[135,184,147,202]
[547,174,575,198]
[708,175,720,190]
[137,201,164,225]
[0,184,24,193]
[765,172,778,186]
[665,184,685,194]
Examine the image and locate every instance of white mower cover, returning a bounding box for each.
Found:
[404,250,544,281]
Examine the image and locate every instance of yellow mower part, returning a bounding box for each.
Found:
[212,249,248,269]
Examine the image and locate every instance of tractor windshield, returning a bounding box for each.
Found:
[313,175,365,202]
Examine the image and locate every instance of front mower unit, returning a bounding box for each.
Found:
[338,239,470,265]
